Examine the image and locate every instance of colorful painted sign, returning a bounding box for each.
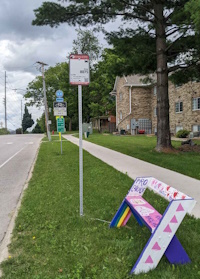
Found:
[126,196,162,232]
[110,176,196,275]
[128,177,190,202]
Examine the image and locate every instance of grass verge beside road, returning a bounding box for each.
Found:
[85,134,200,180]
[1,139,200,278]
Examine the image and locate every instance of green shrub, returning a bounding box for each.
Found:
[16,128,22,134]
[176,129,190,138]
[0,128,9,135]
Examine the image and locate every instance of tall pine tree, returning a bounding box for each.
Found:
[32,0,199,151]
[22,106,34,132]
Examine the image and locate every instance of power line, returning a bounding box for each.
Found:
[1,63,37,72]
[7,118,16,128]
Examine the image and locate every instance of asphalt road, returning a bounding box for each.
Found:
[0,134,43,245]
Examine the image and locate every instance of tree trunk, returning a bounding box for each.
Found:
[154,2,172,152]
[69,118,72,131]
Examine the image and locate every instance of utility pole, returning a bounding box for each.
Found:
[21,100,23,134]
[5,71,7,129]
[36,61,51,141]
[12,89,26,134]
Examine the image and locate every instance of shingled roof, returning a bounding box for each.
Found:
[110,74,156,95]
[125,74,156,85]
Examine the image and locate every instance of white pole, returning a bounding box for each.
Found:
[5,71,7,129]
[21,100,23,134]
[78,85,83,216]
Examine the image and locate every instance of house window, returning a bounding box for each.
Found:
[193,125,200,132]
[119,92,123,101]
[175,101,183,113]
[154,107,157,117]
[153,86,157,96]
[176,126,183,133]
[192,97,200,110]
[120,111,122,120]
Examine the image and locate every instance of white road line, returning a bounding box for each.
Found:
[0,147,25,169]
[6,142,13,145]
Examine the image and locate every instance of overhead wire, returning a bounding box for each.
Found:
[0,63,40,130]
[6,117,17,128]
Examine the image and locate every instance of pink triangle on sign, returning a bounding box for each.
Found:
[176,203,184,212]
[145,255,153,264]
[170,215,178,223]
[152,242,161,250]
[163,224,172,233]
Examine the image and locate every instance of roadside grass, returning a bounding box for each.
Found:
[44,131,79,137]
[86,134,200,180]
[1,141,200,279]
[42,136,68,142]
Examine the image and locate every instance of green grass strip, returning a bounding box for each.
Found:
[1,140,200,279]
[86,134,200,180]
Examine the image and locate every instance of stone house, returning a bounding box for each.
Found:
[110,75,200,136]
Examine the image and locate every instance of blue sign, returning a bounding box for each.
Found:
[56,98,64,102]
[56,90,63,98]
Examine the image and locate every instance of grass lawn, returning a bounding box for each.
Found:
[85,134,200,180]
[1,139,200,279]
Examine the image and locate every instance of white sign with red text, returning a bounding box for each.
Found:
[69,54,90,86]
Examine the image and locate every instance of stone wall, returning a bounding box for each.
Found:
[169,82,200,134]
[116,77,153,132]
[115,76,200,135]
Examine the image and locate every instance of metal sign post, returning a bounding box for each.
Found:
[69,54,90,217]
[78,85,83,215]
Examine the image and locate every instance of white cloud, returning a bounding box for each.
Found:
[0,0,77,130]
[0,0,122,131]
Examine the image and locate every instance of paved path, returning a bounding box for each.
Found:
[63,135,200,218]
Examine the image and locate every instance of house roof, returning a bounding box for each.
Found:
[125,74,156,85]
[110,74,156,95]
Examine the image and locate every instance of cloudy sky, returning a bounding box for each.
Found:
[0,0,116,131]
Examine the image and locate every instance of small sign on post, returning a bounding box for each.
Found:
[69,54,90,217]
[56,90,64,98]
[53,102,67,116]
[56,117,65,133]
[54,89,65,155]
[56,116,65,155]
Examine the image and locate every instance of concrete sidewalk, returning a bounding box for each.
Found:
[63,134,200,218]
